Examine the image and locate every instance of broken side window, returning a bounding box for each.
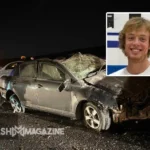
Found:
[5,62,18,70]
[19,63,36,78]
[39,62,65,81]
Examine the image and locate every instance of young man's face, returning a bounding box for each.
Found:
[124,26,150,61]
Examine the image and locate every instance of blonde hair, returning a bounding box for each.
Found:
[119,17,150,56]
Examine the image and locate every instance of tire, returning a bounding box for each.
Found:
[83,102,111,132]
[83,102,104,132]
[101,108,111,130]
[9,94,25,113]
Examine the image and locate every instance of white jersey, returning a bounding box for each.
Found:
[109,66,150,76]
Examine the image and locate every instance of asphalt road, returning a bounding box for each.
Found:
[0,104,150,150]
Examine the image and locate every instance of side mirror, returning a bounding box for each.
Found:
[58,82,65,92]
[58,79,71,92]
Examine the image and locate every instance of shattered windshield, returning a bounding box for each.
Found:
[61,52,106,79]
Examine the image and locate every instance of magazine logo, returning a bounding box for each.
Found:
[0,126,64,137]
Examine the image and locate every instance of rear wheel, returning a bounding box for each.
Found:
[9,94,25,113]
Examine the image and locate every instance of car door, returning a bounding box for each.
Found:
[12,61,38,107]
[36,61,72,112]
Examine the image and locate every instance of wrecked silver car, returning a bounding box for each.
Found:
[0,53,149,132]
[0,54,109,132]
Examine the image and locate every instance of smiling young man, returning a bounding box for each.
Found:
[109,17,150,76]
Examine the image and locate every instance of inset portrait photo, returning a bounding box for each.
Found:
[106,12,150,76]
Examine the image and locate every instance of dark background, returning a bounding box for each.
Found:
[0,3,106,65]
[0,2,146,65]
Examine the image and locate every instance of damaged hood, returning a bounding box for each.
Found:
[61,52,106,80]
[85,75,150,115]
[61,52,150,106]
[89,76,150,106]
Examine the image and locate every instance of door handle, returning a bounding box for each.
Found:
[37,84,43,88]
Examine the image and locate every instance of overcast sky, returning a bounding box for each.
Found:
[0,3,106,59]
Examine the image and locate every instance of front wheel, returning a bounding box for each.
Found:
[83,102,111,132]
[9,94,25,113]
